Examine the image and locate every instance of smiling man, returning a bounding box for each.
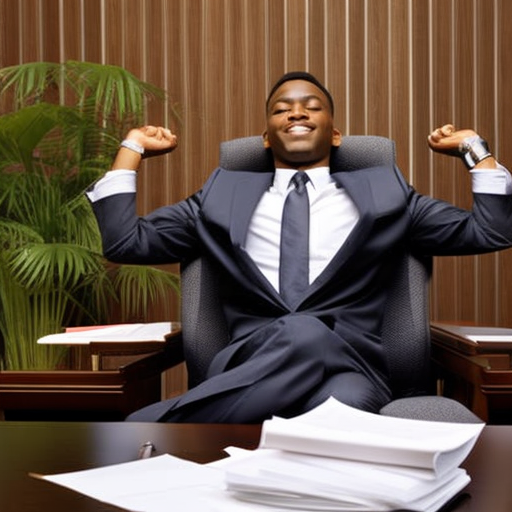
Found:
[86,71,512,423]
[263,72,341,170]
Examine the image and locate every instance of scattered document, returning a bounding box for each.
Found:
[35,398,484,512]
[34,454,229,512]
[466,334,512,343]
[37,322,173,345]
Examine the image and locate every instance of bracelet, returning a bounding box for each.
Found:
[120,139,145,155]
[458,135,491,169]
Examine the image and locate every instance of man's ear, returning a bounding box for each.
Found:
[262,131,271,149]
[332,128,342,147]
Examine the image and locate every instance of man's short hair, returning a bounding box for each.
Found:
[266,71,334,114]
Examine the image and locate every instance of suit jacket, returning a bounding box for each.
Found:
[90,163,512,400]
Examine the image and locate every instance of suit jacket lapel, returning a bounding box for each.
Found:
[310,169,376,282]
[227,171,286,302]
[229,171,275,247]
[304,165,400,300]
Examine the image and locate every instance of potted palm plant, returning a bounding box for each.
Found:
[0,61,180,371]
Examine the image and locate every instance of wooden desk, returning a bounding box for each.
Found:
[0,422,260,512]
[0,421,511,512]
[431,322,512,423]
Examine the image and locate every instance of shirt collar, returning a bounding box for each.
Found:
[273,166,332,194]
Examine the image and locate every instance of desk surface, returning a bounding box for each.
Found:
[0,421,511,512]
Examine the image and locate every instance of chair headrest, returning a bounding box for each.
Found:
[219,135,396,172]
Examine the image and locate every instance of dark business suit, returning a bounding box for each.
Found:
[90,161,512,422]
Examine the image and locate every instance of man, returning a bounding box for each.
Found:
[87,71,512,423]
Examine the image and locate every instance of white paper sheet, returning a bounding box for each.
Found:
[37,322,172,345]
[38,454,304,512]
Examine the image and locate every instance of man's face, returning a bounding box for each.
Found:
[263,79,341,170]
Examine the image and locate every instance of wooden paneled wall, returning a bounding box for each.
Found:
[2,0,512,329]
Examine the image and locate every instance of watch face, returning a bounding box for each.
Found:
[458,136,490,169]
[459,135,479,154]
[458,141,471,154]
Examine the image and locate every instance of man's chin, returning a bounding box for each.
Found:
[278,154,325,169]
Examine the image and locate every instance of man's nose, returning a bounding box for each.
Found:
[288,103,308,118]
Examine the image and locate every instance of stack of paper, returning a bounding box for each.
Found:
[37,397,484,512]
[222,398,484,511]
[37,322,172,345]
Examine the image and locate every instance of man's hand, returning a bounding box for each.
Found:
[112,125,178,171]
[427,124,475,155]
[427,124,497,169]
[126,125,178,156]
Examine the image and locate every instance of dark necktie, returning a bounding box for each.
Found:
[279,172,310,306]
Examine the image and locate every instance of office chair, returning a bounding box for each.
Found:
[178,135,481,423]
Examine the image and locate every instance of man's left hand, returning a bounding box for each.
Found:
[427,124,476,155]
[428,124,497,169]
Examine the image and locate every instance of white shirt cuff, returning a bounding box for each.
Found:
[86,170,137,202]
[470,164,512,195]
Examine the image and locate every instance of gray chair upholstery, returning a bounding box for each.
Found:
[179,135,482,424]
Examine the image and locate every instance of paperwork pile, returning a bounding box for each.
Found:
[37,397,484,512]
[223,397,484,511]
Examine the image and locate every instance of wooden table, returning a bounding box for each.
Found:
[0,421,511,512]
[0,327,184,421]
[431,321,512,423]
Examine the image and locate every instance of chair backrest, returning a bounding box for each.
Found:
[180,136,432,395]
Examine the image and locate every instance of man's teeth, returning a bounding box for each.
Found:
[289,126,311,133]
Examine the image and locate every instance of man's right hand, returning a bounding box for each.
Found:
[112,125,178,170]
[126,125,178,156]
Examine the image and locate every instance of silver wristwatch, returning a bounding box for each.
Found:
[458,135,491,169]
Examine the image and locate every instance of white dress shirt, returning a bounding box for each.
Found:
[244,167,359,291]
[87,164,512,293]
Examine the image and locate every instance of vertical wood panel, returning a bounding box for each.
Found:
[61,0,83,61]
[19,0,42,62]
[453,0,476,322]
[286,0,307,70]
[366,0,390,136]
[430,0,458,321]
[104,0,125,65]
[325,0,347,131]
[345,0,366,135]
[0,1,20,67]
[496,0,512,326]
[473,0,498,325]
[3,0,512,394]
[389,0,410,174]
[307,0,326,79]
[41,0,60,61]
[82,0,102,62]
[410,0,432,193]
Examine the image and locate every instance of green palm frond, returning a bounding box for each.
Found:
[7,243,106,292]
[0,61,164,118]
[0,103,65,170]
[113,265,180,322]
[0,219,44,249]
[64,60,164,122]
[0,61,58,107]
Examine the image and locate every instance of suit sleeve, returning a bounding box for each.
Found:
[87,168,208,265]
[399,167,512,255]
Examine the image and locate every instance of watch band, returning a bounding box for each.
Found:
[458,135,491,169]
[120,139,145,155]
